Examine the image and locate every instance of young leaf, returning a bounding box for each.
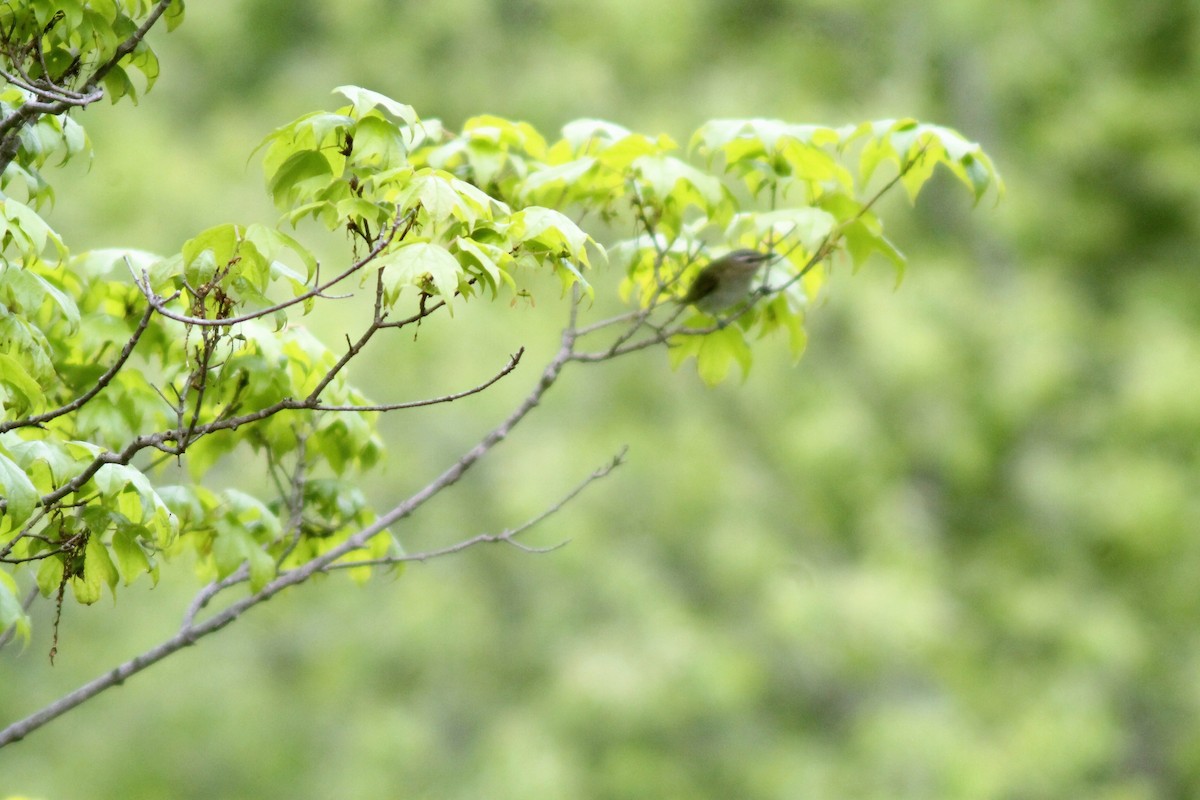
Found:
[72,534,118,604]
[0,352,47,415]
[378,243,464,307]
[112,528,155,586]
[510,207,593,265]
[0,570,31,646]
[334,86,418,125]
[0,447,38,524]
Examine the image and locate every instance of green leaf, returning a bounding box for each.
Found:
[0,449,37,524]
[5,438,83,489]
[351,115,408,168]
[0,570,31,647]
[406,171,468,222]
[561,119,633,151]
[112,528,154,586]
[0,352,47,414]
[632,155,726,212]
[164,0,186,31]
[917,125,1004,203]
[27,269,81,329]
[510,207,593,264]
[379,242,464,308]
[36,555,63,598]
[962,153,998,203]
[102,63,137,104]
[267,151,336,209]
[695,325,753,385]
[447,176,511,219]
[72,533,118,604]
[209,491,281,579]
[73,247,161,281]
[314,413,381,476]
[92,463,172,526]
[462,115,548,156]
[334,86,417,125]
[519,157,598,200]
[842,215,906,280]
[247,547,275,592]
[2,197,65,257]
[854,119,917,183]
[783,308,807,359]
[243,223,319,282]
[182,224,240,279]
[454,236,514,296]
[724,208,837,252]
[256,113,352,177]
[159,484,220,533]
[212,524,254,580]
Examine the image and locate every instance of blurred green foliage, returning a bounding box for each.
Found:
[3,0,1200,798]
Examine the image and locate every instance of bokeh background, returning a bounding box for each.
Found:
[4,0,1200,797]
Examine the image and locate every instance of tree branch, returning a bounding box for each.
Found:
[569,146,933,365]
[308,349,523,412]
[10,313,514,524]
[0,292,584,749]
[129,211,414,328]
[0,0,178,173]
[89,0,178,84]
[0,306,154,434]
[322,445,626,571]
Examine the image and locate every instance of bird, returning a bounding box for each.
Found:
[678,249,773,313]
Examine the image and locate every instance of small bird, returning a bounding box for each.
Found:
[679,249,773,313]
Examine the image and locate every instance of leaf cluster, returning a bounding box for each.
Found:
[0,73,998,662]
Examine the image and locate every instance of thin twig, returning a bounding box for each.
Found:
[572,144,933,364]
[130,213,413,328]
[0,0,177,172]
[310,349,523,412]
[18,344,522,521]
[89,0,178,83]
[180,564,249,630]
[0,294,582,749]
[573,308,643,336]
[0,303,154,434]
[274,433,310,568]
[325,445,627,571]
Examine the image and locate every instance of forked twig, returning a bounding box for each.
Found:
[325,446,628,571]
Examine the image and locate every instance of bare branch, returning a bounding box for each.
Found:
[0,67,97,106]
[180,564,249,631]
[573,308,644,336]
[309,349,523,412]
[331,528,566,571]
[326,445,627,571]
[379,297,447,329]
[273,433,311,568]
